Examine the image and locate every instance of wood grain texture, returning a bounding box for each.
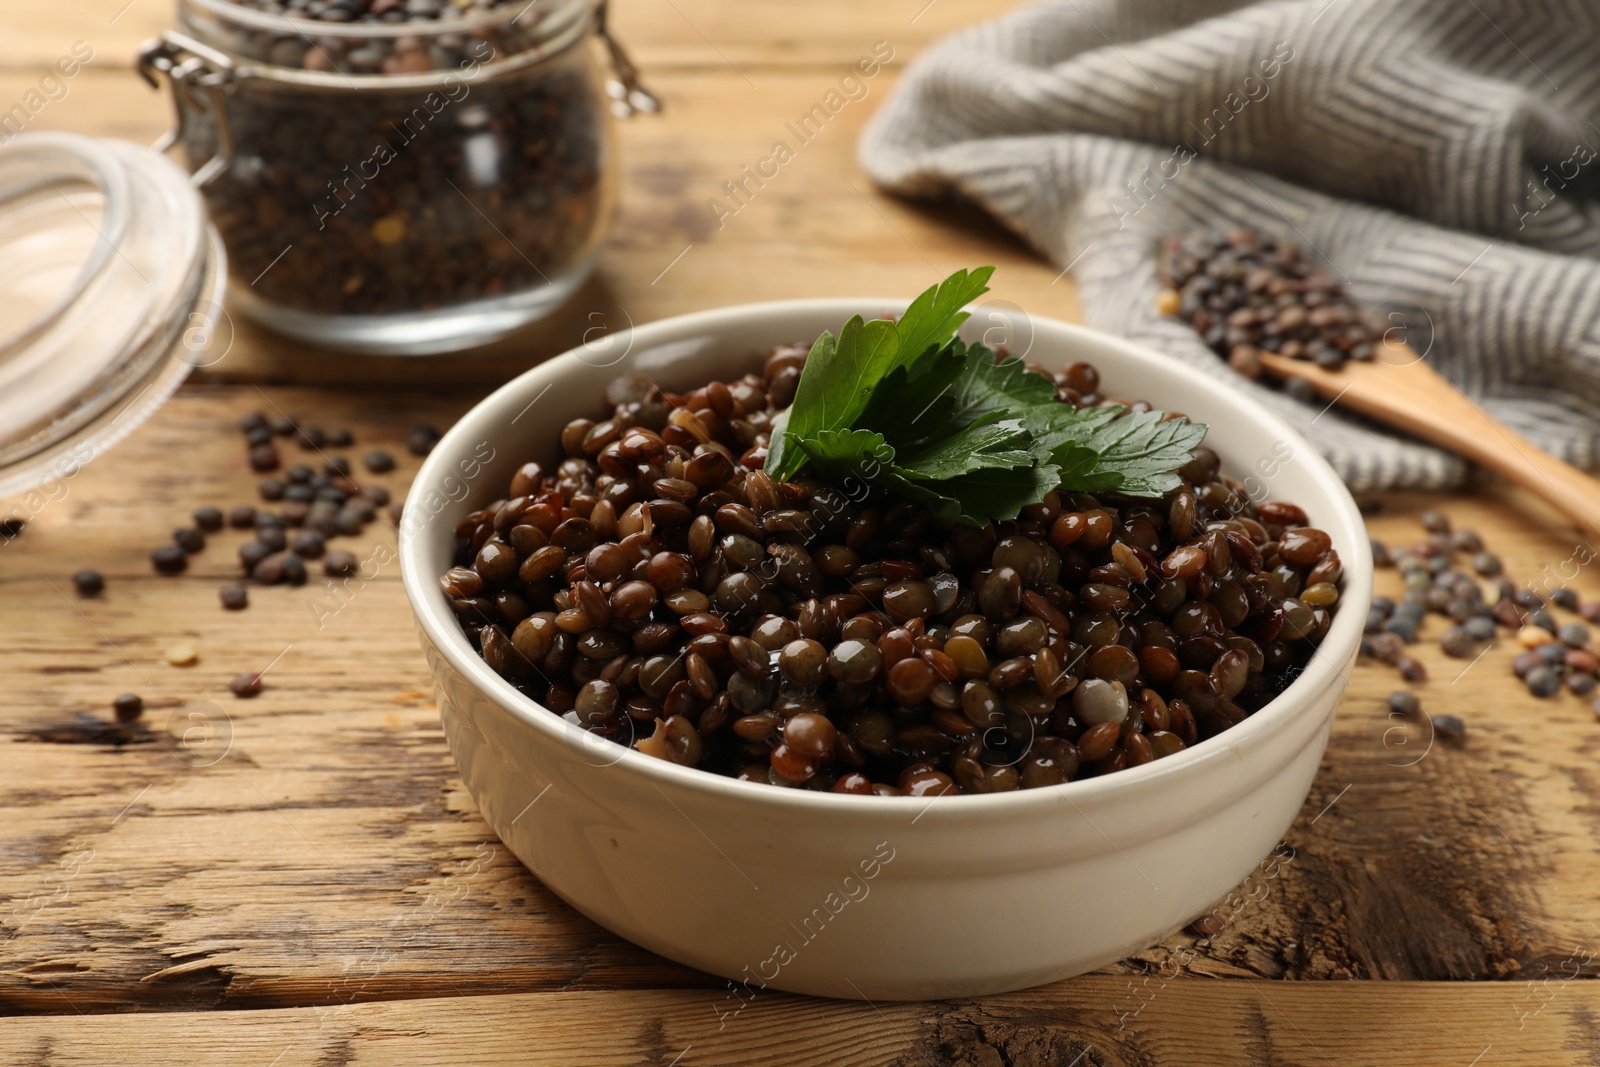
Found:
[4,0,1600,1055]
[3,980,1599,1065]
[1261,345,1600,543]
[4,387,1600,1020]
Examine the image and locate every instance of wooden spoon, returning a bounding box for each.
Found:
[1257,341,1600,541]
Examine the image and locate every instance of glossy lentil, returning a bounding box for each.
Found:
[443,352,1340,794]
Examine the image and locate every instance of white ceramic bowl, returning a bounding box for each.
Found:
[399,300,1371,1001]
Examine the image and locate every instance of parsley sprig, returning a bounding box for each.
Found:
[764,267,1208,525]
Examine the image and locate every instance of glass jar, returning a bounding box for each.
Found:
[140,0,649,356]
[0,132,226,501]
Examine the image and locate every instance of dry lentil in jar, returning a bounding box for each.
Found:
[442,350,1343,796]
[154,0,617,324]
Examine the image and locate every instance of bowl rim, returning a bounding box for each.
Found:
[400,298,1372,817]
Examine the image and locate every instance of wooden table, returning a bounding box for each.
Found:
[4,3,1599,1062]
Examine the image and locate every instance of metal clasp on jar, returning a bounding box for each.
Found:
[137,32,237,189]
[596,0,659,117]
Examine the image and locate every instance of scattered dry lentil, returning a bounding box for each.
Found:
[248,443,280,472]
[1387,691,1421,719]
[324,551,359,577]
[173,527,207,554]
[1527,667,1562,698]
[230,672,264,699]
[408,423,441,456]
[150,545,188,575]
[112,693,143,722]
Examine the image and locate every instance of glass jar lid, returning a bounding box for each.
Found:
[0,131,226,498]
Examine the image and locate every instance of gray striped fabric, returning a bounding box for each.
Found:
[859,0,1600,490]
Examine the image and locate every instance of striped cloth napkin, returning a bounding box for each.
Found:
[859,0,1600,490]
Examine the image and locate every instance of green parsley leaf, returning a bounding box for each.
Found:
[888,266,995,374]
[935,465,1066,522]
[862,342,1061,456]
[764,267,1208,524]
[1057,406,1209,498]
[793,426,896,468]
[893,416,1036,481]
[793,428,908,502]
[766,269,992,480]
[767,317,900,481]
[883,463,1063,526]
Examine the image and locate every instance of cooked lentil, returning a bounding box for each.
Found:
[443,353,1342,795]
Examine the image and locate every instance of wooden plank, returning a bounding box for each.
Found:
[3,377,1600,1012]
[0,387,701,1013]
[5,0,1600,1035]
[3,980,1597,1065]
